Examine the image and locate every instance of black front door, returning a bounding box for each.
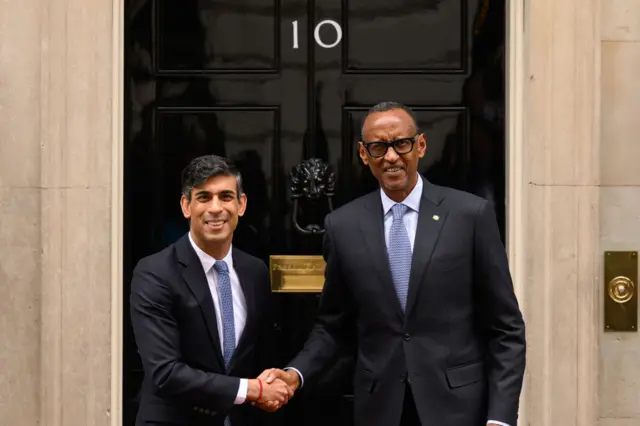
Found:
[124,0,505,424]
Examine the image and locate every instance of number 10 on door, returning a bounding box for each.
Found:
[292,20,343,49]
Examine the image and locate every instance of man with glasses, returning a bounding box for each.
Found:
[262,102,526,426]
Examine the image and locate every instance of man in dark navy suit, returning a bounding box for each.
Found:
[130,155,292,426]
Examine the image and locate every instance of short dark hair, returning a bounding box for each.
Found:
[181,155,244,200]
[361,101,419,140]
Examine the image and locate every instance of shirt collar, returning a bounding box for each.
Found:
[380,174,423,216]
[188,232,234,273]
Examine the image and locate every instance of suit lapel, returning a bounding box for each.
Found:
[360,192,404,322]
[405,179,447,319]
[228,248,256,372]
[176,235,225,369]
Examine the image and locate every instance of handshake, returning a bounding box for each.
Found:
[246,368,300,412]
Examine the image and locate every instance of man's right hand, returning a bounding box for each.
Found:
[251,369,300,412]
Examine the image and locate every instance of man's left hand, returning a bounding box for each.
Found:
[251,369,298,412]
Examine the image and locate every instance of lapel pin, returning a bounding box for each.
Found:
[432,215,439,221]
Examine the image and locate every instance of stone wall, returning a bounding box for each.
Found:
[599,1,640,425]
[521,0,601,424]
[0,2,42,424]
[0,0,120,425]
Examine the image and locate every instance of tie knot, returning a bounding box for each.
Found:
[213,260,229,274]
[392,203,407,220]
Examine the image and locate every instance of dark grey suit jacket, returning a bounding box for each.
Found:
[130,234,275,426]
[289,178,526,426]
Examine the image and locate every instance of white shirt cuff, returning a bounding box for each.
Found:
[234,378,248,404]
[284,367,305,388]
[487,421,510,426]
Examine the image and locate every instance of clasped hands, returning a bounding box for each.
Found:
[247,369,300,412]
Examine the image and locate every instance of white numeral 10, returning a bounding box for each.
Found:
[292,19,343,49]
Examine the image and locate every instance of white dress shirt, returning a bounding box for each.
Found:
[289,178,509,426]
[188,233,248,404]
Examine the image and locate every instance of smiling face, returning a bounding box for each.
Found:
[358,108,426,202]
[180,174,247,259]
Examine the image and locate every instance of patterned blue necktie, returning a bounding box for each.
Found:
[388,203,412,311]
[214,261,235,426]
[213,260,236,371]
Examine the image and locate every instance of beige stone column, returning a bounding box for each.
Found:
[39,0,122,424]
[0,1,43,424]
[521,0,601,424]
[0,0,122,424]
[599,1,640,425]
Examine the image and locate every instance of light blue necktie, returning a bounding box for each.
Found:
[214,260,236,370]
[388,203,412,311]
[213,261,235,426]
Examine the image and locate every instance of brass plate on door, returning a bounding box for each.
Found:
[604,251,637,332]
[269,255,325,293]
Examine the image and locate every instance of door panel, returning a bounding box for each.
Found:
[124,0,505,424]
[156,0,280,72]
[344,0,465,72]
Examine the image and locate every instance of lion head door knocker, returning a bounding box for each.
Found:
[289,158,335,235]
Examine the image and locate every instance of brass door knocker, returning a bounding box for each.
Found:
[289,158,335,235]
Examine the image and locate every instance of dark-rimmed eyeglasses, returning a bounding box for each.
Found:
[362,135,420,158]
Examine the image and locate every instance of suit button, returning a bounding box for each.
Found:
[404,333,411,341]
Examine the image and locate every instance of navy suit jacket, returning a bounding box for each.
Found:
[130,235,275,426]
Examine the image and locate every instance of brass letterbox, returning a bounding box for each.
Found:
[270,255,325,293]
